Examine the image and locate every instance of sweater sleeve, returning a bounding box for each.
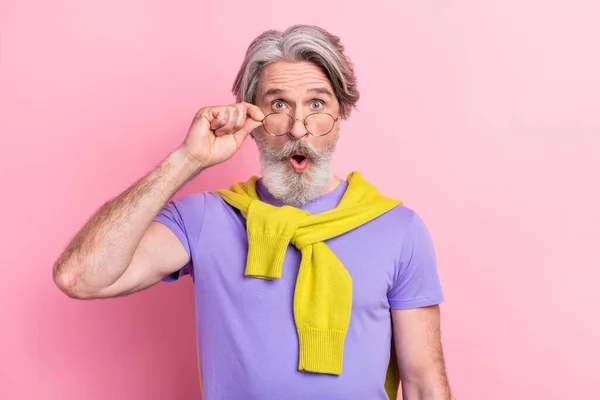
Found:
[387,210,445,310]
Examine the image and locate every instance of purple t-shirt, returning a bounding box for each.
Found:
[154,177,444,400]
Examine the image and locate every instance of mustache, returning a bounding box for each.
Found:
[264,140,323,162]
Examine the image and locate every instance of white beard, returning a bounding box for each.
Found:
[254,134,338,207]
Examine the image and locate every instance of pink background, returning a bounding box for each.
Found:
[2,1,599,399]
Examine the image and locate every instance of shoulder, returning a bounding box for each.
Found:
[163,190,237,219]
[155,191,237,240]
[390,205,435,248]
[160,192,207,219]
[373,204,437,262]
[386,204,419,224]
[183,191,244,222]
[168,192,206,208]
[378,204,430,237]
[203,191,238,213]
[155,193,206,232]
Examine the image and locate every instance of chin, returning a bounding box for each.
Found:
[260,159,332,207]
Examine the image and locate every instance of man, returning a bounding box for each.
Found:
[53,25,451,400]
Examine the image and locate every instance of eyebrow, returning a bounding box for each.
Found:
[308,87,334,97]
[261,87,334,98]
[262,88,286,98]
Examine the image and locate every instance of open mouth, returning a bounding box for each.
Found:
[289,152,309,172]
[292,154,306,163]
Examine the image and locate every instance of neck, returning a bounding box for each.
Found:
[324,174,342,195]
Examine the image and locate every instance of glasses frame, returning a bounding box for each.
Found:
[260,112,339,137]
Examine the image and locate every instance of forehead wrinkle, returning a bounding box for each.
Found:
[261,87,333,100]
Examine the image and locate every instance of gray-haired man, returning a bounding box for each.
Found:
[53,25,452,399]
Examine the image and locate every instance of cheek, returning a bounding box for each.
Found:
[311,129,339,148]
[255,129,286,147]
[270,137,289,148]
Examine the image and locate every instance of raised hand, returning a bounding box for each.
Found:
[179,102,265,170]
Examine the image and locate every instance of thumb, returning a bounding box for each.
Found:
[232,118,262,147]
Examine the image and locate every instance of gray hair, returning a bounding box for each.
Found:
[232,25,359,119]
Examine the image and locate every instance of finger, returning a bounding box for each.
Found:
[233,104,247,132]
[211,109,229,135]
[209,109,225,129]
[232,118,263,146]
[242,102,265,122]
[215,106,239,136]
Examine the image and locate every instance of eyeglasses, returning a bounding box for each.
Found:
[261,112,339,137]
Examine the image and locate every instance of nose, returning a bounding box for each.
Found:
[288,112,308,140]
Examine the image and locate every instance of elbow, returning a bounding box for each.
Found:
[52,261,90,299]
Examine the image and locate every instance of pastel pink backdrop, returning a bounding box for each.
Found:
[1,1,599,399]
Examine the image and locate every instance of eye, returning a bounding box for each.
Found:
[272,100,286,111]
[310,100,325,110]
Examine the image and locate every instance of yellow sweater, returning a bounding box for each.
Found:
[216,171,402,399]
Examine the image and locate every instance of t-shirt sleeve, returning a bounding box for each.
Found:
[153,193,205,282]
[387,210,445,310]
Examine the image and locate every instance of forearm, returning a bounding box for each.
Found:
[401,373,451,400]
[53,148,202,296]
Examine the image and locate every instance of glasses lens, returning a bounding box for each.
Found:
[305,113,335,136]
[263,113,293,136]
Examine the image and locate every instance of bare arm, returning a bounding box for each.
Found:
[392,305,451,400]
[52,102,265,299]
[52,148,201,299]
